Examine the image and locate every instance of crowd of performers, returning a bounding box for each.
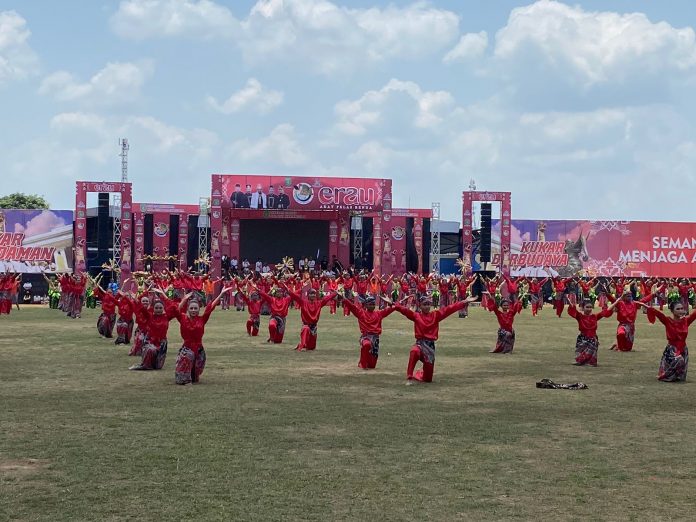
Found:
[27,268,696,384]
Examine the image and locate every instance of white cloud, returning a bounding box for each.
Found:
[227,123,309,167]
[207,78,283,114]
[494,0,696,86]
[110,0,239,39]
[111,0,460,74]
[443,31,488,64]
[39,61,154,103]
[0,10,39,84]
[335,79,454,135]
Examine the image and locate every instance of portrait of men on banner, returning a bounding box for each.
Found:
[230,183,250,208]
[250,183,267,209]
[275,185,290,209]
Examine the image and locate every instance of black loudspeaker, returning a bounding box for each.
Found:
[97,193,110,261]
[169,214,179,271]
[480,203,492,263]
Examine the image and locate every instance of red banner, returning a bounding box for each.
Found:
[490,219,696,278]
[215,174,391,212]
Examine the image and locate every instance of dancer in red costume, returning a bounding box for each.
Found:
[129,289,179,371]
[638,300,696,382]
[567,299,618,366]
[256,284,293,344]
[608,287,661,352]
[284,285,336,351]
[173,286,234,385]
[552,276,574,317]
[527,277,548,316]
[93,283,117,338]
[486,297,523,353]
[114,290,135,345]
[238,289,263,337]
[394,294,477,383]
[343,295,396,369]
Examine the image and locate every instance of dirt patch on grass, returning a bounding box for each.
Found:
[0,458,48,478]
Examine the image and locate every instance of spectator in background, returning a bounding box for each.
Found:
[245,184,253,207]
[298,258,305,272]
[231,256,238,275]
[242,258,251,272]
[320,256,328,271]
[255,258,263,273]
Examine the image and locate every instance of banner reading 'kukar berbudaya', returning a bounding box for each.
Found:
[488,219,696,278]
[0,209,74,273]
[216,175,392,212]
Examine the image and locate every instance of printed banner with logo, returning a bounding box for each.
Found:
[0,209,74,273]
[215,175,392,212]
[488,219,696,278]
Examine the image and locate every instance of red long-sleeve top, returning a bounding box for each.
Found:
[504,276,518,295]
[259,291,292,317]
[343,300,395,335]
[491,301,523,331]
[395,301,467,341]
[94,287,117,314]
[647,308,696,354]
[554,278,572,293]
[528,279,547,294]
[613,293,655,324]
[174,302,217,353]
[116,295,134,321]
[240,294,262,315]
[288,290,335,325]
[134,299,151,329]
[142,298,178,345]
[567,305,612,337]
[356,278,369,294]
[457,279,471,297]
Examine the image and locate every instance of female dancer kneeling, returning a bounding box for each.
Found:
[173,287,233,385]
[638,300,696,382]
[568,299,618,366]
[486,297,522,354]
[129,291,179,371]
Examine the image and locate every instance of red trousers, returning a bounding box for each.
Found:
[329,300,336,315]
[616,324,634,351]
[342,301,351,316]
[407,345,434,382]
[268,318,285,343]
[554,298,564,317]
[359,338,378,369]
[246,318,259,336]
[296,324,317,351]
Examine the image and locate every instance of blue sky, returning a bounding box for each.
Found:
[2,0,696,222]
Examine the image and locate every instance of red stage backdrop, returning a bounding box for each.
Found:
[367,208,431,275]
[217,175,391,212]
[212,175,392,274]
[490,219,696,278]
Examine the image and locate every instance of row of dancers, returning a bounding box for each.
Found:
[70,269,694,385]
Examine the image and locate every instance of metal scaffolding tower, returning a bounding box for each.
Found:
[351,214,363,267]
[197,197,210,271]
[430,202,441,274]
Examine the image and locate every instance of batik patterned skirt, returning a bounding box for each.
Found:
[270,315,286,335]
[175,345,206,384]
[139,339,168,370]
[575,334,599,365]
[360,333,380,357]
[492,328,515,353]
[416,339,436,364]
[658,345,688,382]
[129,328,147,356]
[97,312,116,337]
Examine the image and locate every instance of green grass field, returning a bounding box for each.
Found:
[1,304,695,521]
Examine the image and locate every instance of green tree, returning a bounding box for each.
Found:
[0,193,50,209]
